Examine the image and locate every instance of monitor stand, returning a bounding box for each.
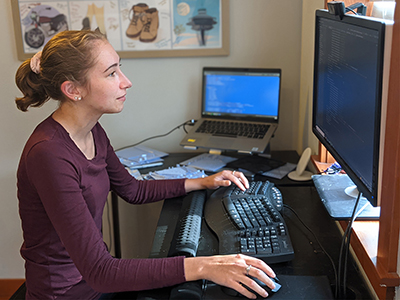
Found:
[344,185,360,198]
[312,174,380,220]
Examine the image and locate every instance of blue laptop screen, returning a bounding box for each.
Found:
[202,70,280,120]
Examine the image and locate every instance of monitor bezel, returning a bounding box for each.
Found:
[312,9,389,207]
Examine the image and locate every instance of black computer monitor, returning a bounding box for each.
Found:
[312,9,393,207]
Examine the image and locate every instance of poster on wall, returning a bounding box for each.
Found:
[11,0,229,61]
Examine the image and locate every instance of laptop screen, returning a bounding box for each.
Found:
[202,67,281,121]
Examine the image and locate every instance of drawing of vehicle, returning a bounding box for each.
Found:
[23,5,68,49]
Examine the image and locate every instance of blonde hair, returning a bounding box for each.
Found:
[15,29,107,112]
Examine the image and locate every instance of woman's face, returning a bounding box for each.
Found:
[81,40,132,116]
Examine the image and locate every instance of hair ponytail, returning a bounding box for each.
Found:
[14,29,107,112]
[15,59,50,112]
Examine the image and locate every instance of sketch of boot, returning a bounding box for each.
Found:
[140,8,159,43]
[126,3,149,38]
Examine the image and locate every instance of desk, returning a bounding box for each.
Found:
[111,150,304,258]
[126,151,374,299]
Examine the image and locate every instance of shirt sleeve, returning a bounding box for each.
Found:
[25,141,186,293]
[104,141,187,204]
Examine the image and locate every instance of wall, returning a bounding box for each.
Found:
[298,0,325,154]
[0,0,304,278]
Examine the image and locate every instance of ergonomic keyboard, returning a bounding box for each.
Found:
[204,181,294,264]
[196,120,270,139]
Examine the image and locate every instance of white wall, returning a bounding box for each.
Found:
[0,1,59,279]
[298,0,325,153]
[0,0,304,278]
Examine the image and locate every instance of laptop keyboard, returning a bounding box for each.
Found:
[196,120,269,139]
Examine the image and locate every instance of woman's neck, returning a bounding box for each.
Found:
[52,105,99,160]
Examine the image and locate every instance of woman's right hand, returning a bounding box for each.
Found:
[184,254,277,299]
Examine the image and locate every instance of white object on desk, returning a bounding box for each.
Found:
[288,147,313,181]
[262,162,296,179]
[126,168,144,180]
[144,166,207,180]
[116,145,168,168]
[180,153,237,172]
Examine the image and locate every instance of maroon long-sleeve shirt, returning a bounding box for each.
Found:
[17,116,187,299]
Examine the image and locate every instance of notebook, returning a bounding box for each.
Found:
[180,67,281,154]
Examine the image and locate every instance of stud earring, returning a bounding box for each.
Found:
[74,96,82,101]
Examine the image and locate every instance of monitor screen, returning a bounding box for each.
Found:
[312,10,392,207]
[202,68,281,121]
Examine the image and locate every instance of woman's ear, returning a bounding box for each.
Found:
[60,81,82,101]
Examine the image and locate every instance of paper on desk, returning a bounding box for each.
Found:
[179,153,237,172]
[262,162,296,179]
[126,168,144,180]
[144,166,207,180]
[116,145,168,168]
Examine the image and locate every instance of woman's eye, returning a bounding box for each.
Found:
[109,71,116,77]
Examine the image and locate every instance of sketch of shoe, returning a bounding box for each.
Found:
[139,8,159,43]
[126,3,149,38]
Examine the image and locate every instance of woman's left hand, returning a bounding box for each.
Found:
[185,170,249,193]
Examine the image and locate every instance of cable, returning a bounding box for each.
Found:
[337,192,365,299]
[343,201,368,292]
[345,7,358,15]
[283,204,338,297]
[340,195,365,298]
[345,3,367,16]
[284,191,367,299]
[115,119,196,151]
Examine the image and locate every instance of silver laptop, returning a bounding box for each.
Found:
[180,67,281,154]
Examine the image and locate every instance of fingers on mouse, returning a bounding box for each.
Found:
[221,276,281,298]
[248,275,281,296]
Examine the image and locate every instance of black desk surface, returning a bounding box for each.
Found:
[139,150,307,187]
[129,151,373,299]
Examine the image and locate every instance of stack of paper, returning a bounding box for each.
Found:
[143,166,207,180]
[179,153,237,172]
[116,145,168,169]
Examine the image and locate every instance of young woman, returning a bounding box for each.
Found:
[15,29,277,300]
